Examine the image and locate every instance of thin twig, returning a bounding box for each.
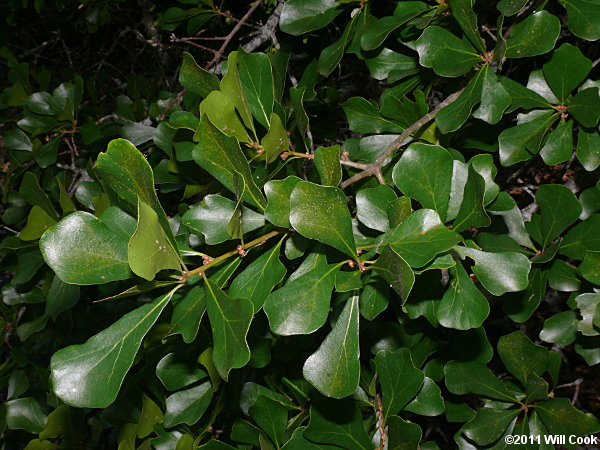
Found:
[339,87,467,189]
[592,57,600,69]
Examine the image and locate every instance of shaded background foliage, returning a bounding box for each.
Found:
[1,0,600,449]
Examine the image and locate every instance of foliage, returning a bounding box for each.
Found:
[2,0,600,448]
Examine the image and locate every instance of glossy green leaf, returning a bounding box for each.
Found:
[317,15,357,76]
[156,353,207,391]
[558,0,600,40]
[200,90,251,143]
[356,185,397,232]
[457,247,531,296]
[576,293,600,336]
[203,276,253,380]
[128,199,182,281]
[4,398,47,433]
[40,212,131,285]
[372,246,414,304]
[404,377,445,416]
[497,0,527,16]
[314,145,342,187]
[167,286,207,344]
[381,209,462,268]
[164,381,212,427]
[343,97,404,134]
[50,289,177,408]
[19,172,57,220]
[264,263,338,335]
[138,394,164,439]
[303,295,360,399]
[359,274,389,320]
[548,260,581,292]
[577,128,600,172]
[375,348,424,420]
[229,239,286,311]
[220,51,255,134]
[264,176,302,228]
[462,408,519,446]
[179,52,220,97]
[437,259,489,330]
[387,415,422,450]
[450,0,486,53]
[535,184,582,249]
[19,206,56,241]
[261,113,288,163]
[249,396,288,448]
[539,310,578,345]
[444,360,516,402]
[543,44,591,103]
[535,398,600,446]
[365,48,419,83]
[560,215,600,259]
[580,250,600,284]
[45,275,80,320]
[453,164,490,232]
[505,11,561,58]
[304,398,372,450]
[437,69,484,133]
[499,110,557,166]
[388,196,412,229]
[569,87,600,128]
[95,139,177,249]
[472,66,511,124]
[498,331,548,385]
[539,119,574,165]
[237,49,274,129]
[279,0,342,35]
[360,2,429,50]
[290,181,357,259]
[193,116,267,210]
[414,26,480,77]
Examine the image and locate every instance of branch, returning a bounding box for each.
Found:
[242,2,284,53]
[339,87,467,189]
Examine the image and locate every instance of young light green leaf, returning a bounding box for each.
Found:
[179,52,220,97]
[19,206,56,241]
[128,198,182,281]
[456,247,531,296]
[264,263,338,335]
[437,259,489,330]
[505,11,561,58]
[290,181,357,259]
[50,289,177,408]
[393,143,453,221]
[200,90,251,143]
[40,212,131,285]
[372,246,414,304]
[203,276,253,380]
[303,295,360,399]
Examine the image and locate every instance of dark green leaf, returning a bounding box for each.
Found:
[360,2,429,50]
[505,11,561,58]
[539,310,578,345]
[569,87,600,128]
[498,331,548,385]
[262,113,288,163]
[264,176,302,228]
[343,97,404,133]
[453,164,490,232]
[387,415,422,450]
[577,128,600,172]
[450,0,486,53]
[249,396,288,448]
[4,398,47,433]
[462,408,519,446]
[548,260,581,292]
[164,381,212,427]
[560,215,600,259]
[317,16,357,76]
[372,246,414,304]
[558,0,600,41]
[314,145,342,187]
[156,353,207,391]
[539,119,574,165]
[535,184,582,249]
[179,52,220,97]
[499,110,557,166]
[45,276,79,320]
[444,360,517,402]
[238,49,274,129]
[472,66,511,124]
[279,0,342,35]
[535,398,600,447]
[365,49,419,83]
[404,377,445,416]
[497,0,527,16]
[437,70,484,133]
[543,44,591,103]
[356,185,397,232]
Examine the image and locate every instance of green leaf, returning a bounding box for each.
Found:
[472,66,511,124]
[381,209,462,268]
[558,0,600,41]
[359,274,389,320]
[303,295,360,399]
[576,293,600,336]
[342,97,405,133]
[498,331,548,385]
[501,76,553,111]
[182,195,264,245]
[365,49,419,83]
[456,247,531,296]
[19,206,56,241]
[40,212,131,285]
[488,192,536,249]
[317,15,357,76]
[539,310,578,345]
[505,11,561,58]
[249,396,288,448]
[20,172,58,220]
[453,164,490,232]
[450,0,486,53]
[462,408,519,446]
[560,215,600,259]
[45,275,80,320]
[264,263,338,335]
[200,90,251,143]
[193,117,267,209]
[372,246,414,304]
[50,289,177,408]
[393,143,453,221]
[404,377,445,416]
[290,86,309,137]
[156,353,207,391]
[229,239,286,311]
[543,44,591,104]
[375,348,424,420]
[264,176,302,228]
[581,250,600,284]
[237,49,274,129]
[444,360,516,402]
[437,259,489,330]
[179,52,220,97]
[356,185,397,232]
[261,113,288,163]
[387,415,422,450]
[314,145,342,187]
[577,128,600,171]
[497,0,527,16]
[304,398,372,450]
[535,398,600,447]
[203,276,253,380]
[138,394,164,439]
[437,69,484,133]
[5,128,33,151]
[414,26,480,77]
[290,181,357,259]
[499,110,557,166]
[279,0,342,35]
[220,51,255,134]
[539,119,574,165]
[95,139,178,250]
[535,184,582,249]
[128,198,182,281]
[568,87,600,128]
[164,381,212,427]
[167,286,207,344]
[548,260,581,292]
[388,196,412,229]
[360,2,429,50]
[4,398,47,433]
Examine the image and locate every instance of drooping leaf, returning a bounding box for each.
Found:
[50,289,178,408]
[203,276,253,380]
[317,15,357,76]
[40,212,131,285]
[505,11,561,58]
[220,51,255,134]
[290,181,357,259]
[303,295,360,398]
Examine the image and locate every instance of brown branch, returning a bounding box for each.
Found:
[592,57,600,69]
[283,151,370,170]
[339,87,467,189]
